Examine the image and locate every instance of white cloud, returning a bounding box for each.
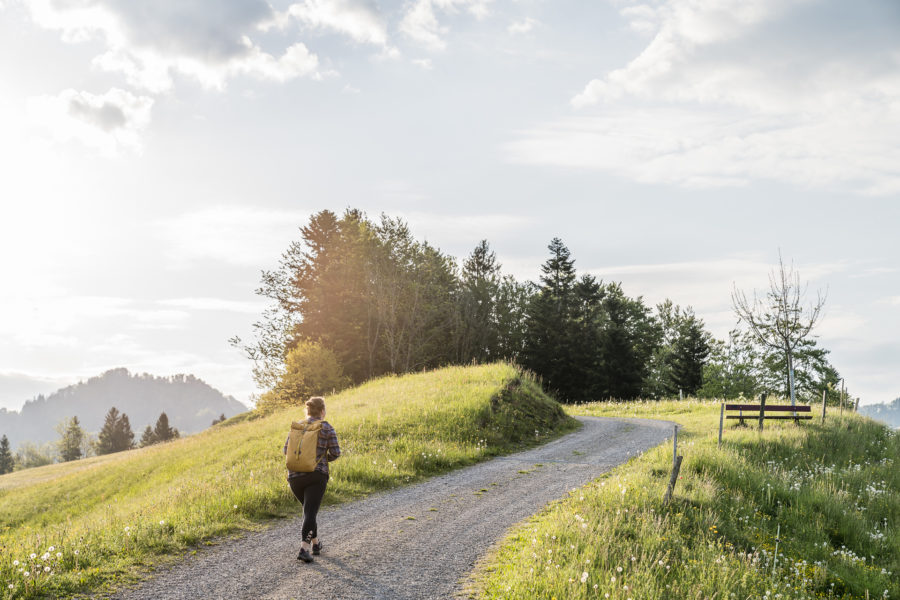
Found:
[412,58,434,70]
[26,88,153,156]
[158,298,268,314]
[24,0,324,92]
[156,206,310,267]
[507,17,537,35]
[399,211,536,252]
[273,0,390,47]
[400,0,494,50]
[509,0,900,195]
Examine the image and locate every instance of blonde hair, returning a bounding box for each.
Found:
[305,396,326,418]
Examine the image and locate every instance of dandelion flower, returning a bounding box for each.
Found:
[160,520,166,525]
[233,505,238,509]
[8,584,13,589]
[581,571,589,583]
[44,566,51,573]
[24,571,30,577]
[74,550,79,555]
[48,546,55,552]
[617,566,623,572]
[30,553,36,559]
[56,552,62,559]
[124,526,130,532]
[13,560,18,566]
[42,553,50,561]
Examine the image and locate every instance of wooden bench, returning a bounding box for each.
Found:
[725,403,812,426]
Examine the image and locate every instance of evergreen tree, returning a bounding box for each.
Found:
[494,276,533,362]
[139,425,157,447]
[456,240,501,363]
[211,413,227,426]
[523,238,579,400]
[56,416,85,462]
[153,412,178,442]
[119,414,135,449]
[96,407,135,454]
[598,283,656,400]
[669,310,711,396]
[569,274,606,402]
[0,434,13,474]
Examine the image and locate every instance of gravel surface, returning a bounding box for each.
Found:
[112,416,675,600]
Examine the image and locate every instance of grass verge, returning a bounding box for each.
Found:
[0,362,577,599]
[472,400,899,600]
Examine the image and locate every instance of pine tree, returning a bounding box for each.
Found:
[598,283,656,400]
[669,311,711,396]
[0,434,14,474]
[456,240,501,362]
[211,413,227,426]
[152,413,178,443]
[523,238,579,400]
[96,407,135,454]
[57,416,85,462]
[139,425,157,447]
[119,414,135,450]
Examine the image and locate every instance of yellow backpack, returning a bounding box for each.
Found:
[285,419,323,472]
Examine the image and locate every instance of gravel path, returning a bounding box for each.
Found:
[113,416,674,600]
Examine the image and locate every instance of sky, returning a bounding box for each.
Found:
[1,0,898,411]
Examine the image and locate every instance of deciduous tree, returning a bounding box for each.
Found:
[732,253,826,405]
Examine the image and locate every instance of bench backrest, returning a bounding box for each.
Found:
[724,404,811,412]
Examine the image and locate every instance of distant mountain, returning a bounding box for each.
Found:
[859,397,900,429]
[0,368,247,449]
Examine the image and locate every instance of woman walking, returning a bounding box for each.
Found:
[283,396,341,563]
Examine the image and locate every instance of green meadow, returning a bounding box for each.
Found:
[473,400,899,600]
[0,363,577,599]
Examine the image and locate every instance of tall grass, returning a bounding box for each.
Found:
[473,400,899,600]
[0,363,576,599]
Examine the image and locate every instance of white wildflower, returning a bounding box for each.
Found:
[581,571,588,583]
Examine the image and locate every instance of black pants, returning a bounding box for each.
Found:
[288,471,328,543]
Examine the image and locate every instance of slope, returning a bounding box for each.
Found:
[0,363,576,599]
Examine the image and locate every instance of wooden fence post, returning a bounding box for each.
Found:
[758,392,768,432]
[718,403,725,447]
[840,379,845,416]
[663,455,683,506]
[821,388,827,424]
[672,425,678,470]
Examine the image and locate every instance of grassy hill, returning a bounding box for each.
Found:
[472,400,899,600]
[0,363,577,600]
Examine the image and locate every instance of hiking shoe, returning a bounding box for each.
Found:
[312,542,323,556]
[297,548,314,563]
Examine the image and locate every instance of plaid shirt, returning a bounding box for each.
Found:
[283,417,341,479]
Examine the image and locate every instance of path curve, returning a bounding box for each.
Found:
[113,416,674,600]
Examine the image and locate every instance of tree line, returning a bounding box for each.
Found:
[235,209,843,411]
[0,409,188,474]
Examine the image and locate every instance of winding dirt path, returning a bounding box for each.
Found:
[113,416,674,600]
